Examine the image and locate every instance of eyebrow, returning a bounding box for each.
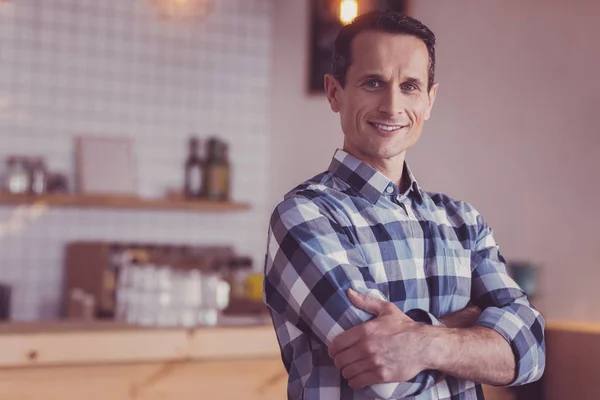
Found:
[357,74,424,86]
[404,77,424,86]
[358,73,385,81]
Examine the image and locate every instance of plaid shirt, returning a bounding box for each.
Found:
[264,149,546,400]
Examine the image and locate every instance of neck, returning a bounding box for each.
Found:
[342,147,406,188]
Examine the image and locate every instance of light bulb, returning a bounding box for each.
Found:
[340,0,358,25]
[152,0,214,20]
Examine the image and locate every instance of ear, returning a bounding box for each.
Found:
[324,74,342,113]
[424,82,439,121]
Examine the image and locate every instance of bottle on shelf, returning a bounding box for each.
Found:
[206,138,230,202]
[184,137,206,199]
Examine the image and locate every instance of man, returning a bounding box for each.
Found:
[263,11,545,400]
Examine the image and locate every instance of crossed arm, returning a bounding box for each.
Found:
[328,290,517,389]
[264,196,546,399]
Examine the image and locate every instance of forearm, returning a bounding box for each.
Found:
[439,303,481,329]
[423,325,516,386]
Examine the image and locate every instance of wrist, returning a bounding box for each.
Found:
[422,325,454,371]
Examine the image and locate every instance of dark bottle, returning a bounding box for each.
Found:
[206,138,230,201]
[184,137,205,199]
[219,141,231,201]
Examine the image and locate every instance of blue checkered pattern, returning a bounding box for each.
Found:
[264,149,545,399]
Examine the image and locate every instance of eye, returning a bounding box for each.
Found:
[364,79,382,89]
[401,83,419,92]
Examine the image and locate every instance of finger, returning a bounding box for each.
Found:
[341,358,377,381]
[348,370,386,389]
[347,288,388,316]
[329,325,363,358]
[332,345,367,370]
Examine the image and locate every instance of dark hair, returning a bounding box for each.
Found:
[332,11,436,91]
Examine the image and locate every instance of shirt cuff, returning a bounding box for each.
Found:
[475,306,544,386]
[406,309,445,327]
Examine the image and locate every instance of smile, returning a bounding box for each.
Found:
[368,122,408,133]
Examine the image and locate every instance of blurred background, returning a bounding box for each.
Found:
[0,0,598,399]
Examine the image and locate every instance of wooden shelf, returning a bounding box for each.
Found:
[0,193,251,213]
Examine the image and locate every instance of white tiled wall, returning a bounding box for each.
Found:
[0,0,272,320]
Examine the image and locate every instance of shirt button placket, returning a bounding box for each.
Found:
[399,201,408,214]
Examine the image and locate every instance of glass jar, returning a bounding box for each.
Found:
[228,256,253,299]
[4,157,30,194]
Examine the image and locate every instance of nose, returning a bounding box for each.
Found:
[377,86,405,117]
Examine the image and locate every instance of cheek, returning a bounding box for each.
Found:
[344,104,368,130]
[407,101,429,126]
[345,92,373,120]
[406,110,421,127]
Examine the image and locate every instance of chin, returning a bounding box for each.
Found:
[358,146,402,161]
[371,140,409,158]
[380,149,406,160]
[345,134,413,161]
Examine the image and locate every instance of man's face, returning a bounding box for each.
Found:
[325,31,438,165]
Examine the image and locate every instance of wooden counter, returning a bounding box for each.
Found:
[486,319,600,400]
[0,319,598,400]
[0,321,281,368]
[542,320,600,400]
[0,322,287,400]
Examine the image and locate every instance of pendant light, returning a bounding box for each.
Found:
[151,0,214,20]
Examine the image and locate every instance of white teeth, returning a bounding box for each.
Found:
[373,123,402,132]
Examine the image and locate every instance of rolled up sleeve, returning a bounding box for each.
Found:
[470,213,546,386]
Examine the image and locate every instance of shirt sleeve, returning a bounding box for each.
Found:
[470,212,546,386]
[264,195,443,399]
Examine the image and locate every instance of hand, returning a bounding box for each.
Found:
[439,302,482,329]
[328,288,431,389]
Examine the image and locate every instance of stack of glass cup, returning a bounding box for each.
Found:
[115,262,230,327]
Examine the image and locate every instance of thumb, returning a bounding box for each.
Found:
[347,288,388,316]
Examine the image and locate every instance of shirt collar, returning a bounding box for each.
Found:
[327,149,423,204]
